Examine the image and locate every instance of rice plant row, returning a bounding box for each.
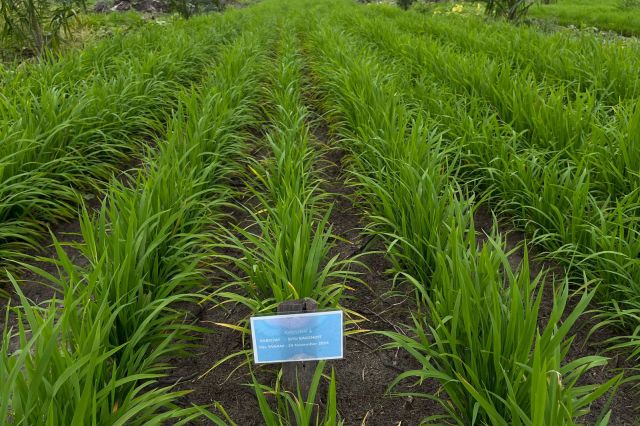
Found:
[214,25,354,315]
[322,0,640,367]
[0,10,256,282]
[302,0,638,366]
[303,9,621,424]
[0,22,273,424]
[0,12,241,97]
[339,9,640,195]
[369,20,640,198]
[356,4,640,103]
[2,0,639,422]
[210,23,353,423]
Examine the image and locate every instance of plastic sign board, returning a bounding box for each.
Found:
[250,310,343,364]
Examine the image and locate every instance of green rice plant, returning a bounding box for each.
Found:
[214,28,356,313]
[1,23,273,424]
[249,113,319,209]
[316,5,640,369]
[304,14,621,422]
[482,149,595,245]
[464,120,640,362]
[381,223,620,425]
[553,196,640,352]
[305,24,463,293]
[588,100,640,197]
[350,3,640,103]
[334,7,640,195]
[74,27,267,350]
[334,8,640,202]
[0,274,218,425]
[253,361,343,426]
[456,117,640,371]
[349,120,466,292]
[0,11,241,93]
[340,10,615,154]
[0,12,248,280]
[218,199,349,312]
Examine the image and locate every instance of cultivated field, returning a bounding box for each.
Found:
[1,0,640,424]
[529,0,640,36]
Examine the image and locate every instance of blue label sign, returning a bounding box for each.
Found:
[250,310,343,364]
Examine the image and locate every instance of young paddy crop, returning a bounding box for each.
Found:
[0,10,256,283]
[1,11,275,423]
[342,12,637,162]
[303,16,620,423]
[206,26,357,422]
[214,27,354,315]
[356,5,640,103]
[1,0,639,423]
[338,9,640,201]
[325,2,640,372]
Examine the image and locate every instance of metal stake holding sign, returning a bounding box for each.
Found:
[250,298,344,394]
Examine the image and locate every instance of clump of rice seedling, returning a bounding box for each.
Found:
[215,30,357,314]
[382,223,620,424]
[0,13,244,281]
[252,361,343,426]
